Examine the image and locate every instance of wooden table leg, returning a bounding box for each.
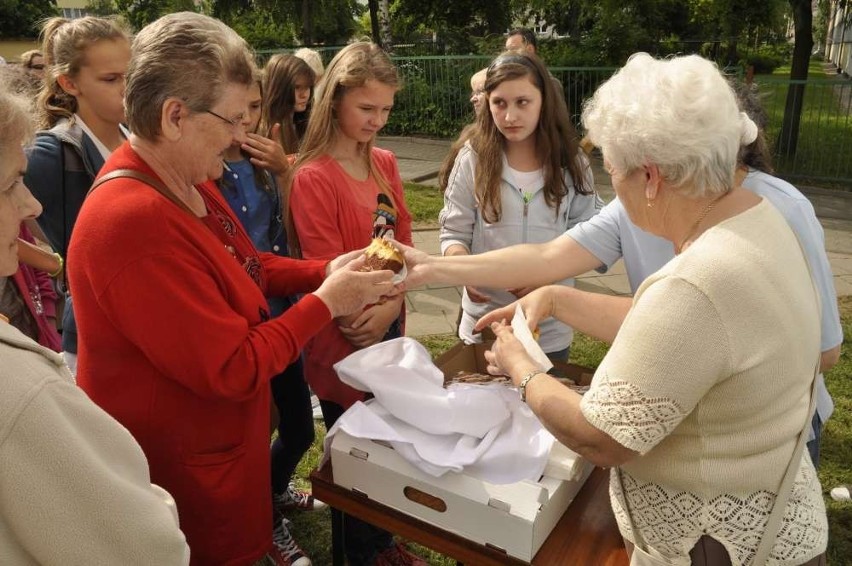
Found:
[331,507,345,566]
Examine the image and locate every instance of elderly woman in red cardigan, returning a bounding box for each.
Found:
[68,13,398,566]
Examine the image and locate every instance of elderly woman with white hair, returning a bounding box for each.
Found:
[67,12,398,566]
[473,53,828,565]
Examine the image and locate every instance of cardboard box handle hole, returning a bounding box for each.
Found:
[403,486,447,513]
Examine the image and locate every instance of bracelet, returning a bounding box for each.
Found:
[519,369,544,403]
[48,253,64,278]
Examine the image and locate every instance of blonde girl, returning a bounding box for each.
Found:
[24,16,130,371]
[439,51,601,362]
[288,42,423,566]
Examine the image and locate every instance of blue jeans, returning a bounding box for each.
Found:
[270,356,314,497]
[61,292,77,353]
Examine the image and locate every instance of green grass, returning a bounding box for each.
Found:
[288,301,852,565]
[821,296,852,565]
[755,59,852,185]
[771,57,831,78]
[403,182,444,227]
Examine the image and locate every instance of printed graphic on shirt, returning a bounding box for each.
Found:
[372,193,397,240]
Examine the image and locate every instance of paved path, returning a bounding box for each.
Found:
[376,136,852,337]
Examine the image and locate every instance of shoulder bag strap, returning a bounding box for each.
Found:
[751,361,819,565]
[753,229,823,566]
[89,169,195,216]
[615,465,649,552]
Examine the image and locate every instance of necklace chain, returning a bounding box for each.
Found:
[676,191,730,253]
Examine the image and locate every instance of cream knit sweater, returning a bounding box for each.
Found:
[0,322,189,565]
[581,199,827,565]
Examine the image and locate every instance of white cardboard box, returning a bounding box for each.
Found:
[330,429,594,562]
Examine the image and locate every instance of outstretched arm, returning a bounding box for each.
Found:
[474,284,633,345]
[403,235,604,292]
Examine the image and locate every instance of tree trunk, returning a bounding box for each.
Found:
[367,0,382,47]
[778,0,814,158]
[301,0,313,45]
[378,0,392,52]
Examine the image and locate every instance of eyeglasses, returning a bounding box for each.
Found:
[205,109,244,128]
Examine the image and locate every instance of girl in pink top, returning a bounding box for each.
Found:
[288,42,422,566]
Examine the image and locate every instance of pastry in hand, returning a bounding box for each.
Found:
[362,238,404,274]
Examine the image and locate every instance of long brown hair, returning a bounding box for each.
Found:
[285,42,400,254]
[471,51,590,224]
[36,16,129,129]
[261,54,316,154]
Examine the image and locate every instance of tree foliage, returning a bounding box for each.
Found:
[0,0,57,38]
[392,0,513,52]
[112,0,200,31]
[385,0,791,64]
[106,0,358,46]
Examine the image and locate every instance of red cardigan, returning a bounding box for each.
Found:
[291,148,412,408]
[69,143,331,565]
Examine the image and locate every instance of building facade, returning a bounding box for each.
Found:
[825,0,852,76]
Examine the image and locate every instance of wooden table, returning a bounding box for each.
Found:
[310,463,629,565]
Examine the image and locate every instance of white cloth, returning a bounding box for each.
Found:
[326,337,555,484]
[510,304,553,372]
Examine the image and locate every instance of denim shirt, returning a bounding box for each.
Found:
[217,159,292,316]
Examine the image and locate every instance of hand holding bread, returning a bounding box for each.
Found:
[314,254,397,319]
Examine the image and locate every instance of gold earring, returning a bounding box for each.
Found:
[647,199,654,208]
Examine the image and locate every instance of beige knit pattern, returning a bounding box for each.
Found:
[580,201,828,565]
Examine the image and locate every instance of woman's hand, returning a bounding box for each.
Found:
[242,124,289,175]
[313,256,398,318]
[338,296,403,349]
[474,286,556,334]
[396,242,431,289]
[483,321,538,382]
[326,248,366,276]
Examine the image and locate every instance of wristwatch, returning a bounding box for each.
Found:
[518,370,544,403]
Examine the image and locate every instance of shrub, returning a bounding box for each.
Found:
[746,52,785,74]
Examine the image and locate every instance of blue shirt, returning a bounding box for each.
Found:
[217,159,291,316]
[219,159,285,254]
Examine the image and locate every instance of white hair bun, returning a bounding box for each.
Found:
[740,112,758,145]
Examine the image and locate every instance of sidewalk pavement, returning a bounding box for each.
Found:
[376,136,852,337]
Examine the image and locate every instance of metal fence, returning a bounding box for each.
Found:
[383,56,619,139]
[383,56,852,186]
[753,77,852,185]
[253,51,852,185]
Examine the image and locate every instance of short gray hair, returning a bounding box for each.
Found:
[582,53,757,197]
[126,12,256,141]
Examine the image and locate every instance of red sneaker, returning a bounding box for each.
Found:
[269,518,311,566]
[274,481,327,514]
